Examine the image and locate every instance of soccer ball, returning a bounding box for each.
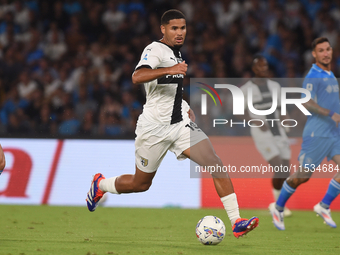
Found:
[195,215,226,245]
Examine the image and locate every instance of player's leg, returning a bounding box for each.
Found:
[270,157,290,191]
[86,124,170,211]
[86,166,156,212]
[182,139,234,196]
[251,131,290,202]
[269,157,292,217]
[269,167,313,230]
[253,132,292,216]
[101,166,156,193]
[270,137,330,230]
[182,139,259,238]
[313,154,340,228]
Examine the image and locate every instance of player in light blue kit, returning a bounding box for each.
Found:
[270,37,340,230]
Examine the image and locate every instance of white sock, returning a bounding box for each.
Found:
[272,188,281,201]
[221,193,241,226]
[99,176,119,194]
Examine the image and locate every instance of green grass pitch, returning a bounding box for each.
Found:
[0,205,339,255]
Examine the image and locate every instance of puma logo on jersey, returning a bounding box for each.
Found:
[170,57,176,62]
[146,48,152,51]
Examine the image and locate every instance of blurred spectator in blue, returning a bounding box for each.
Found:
[25,37,44,69]
[25,0,39,13]
[100,112,123,136]
[0,11,20,35]
[0,87,29,125]
[58,105,80,135]
[302,0,322,20]
[33,58,59,82]
[121,90,141,120]
[63,0,82,15]
[74,86,98,122]
[79,109,97,135]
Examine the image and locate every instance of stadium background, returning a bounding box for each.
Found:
[0,0,339,210]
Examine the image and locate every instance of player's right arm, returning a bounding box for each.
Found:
[132,44,187,84]
[132,61,187,84]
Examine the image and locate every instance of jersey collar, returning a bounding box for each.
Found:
[312,63,331,75]
[155,41,181,58]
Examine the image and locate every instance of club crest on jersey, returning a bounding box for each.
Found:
[143,54,148,60]
[141,157,148,167]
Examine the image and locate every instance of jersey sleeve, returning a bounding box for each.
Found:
[135,45,162,70]
[302,75,318,100]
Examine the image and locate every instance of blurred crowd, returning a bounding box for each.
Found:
[0,0,339,138]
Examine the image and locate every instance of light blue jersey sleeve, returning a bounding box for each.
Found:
[301,64,340,137]
[301,75,319,100]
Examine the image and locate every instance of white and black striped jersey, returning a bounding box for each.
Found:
[135,41,189,125]
[240,79,286,137]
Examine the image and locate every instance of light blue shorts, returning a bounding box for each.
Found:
[298,136,340,169]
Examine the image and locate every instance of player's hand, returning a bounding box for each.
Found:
[188,108,195,122]
[167,61,187,75]
[331,112,340,127]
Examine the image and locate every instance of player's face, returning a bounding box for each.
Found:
[161,19,186,49]
[313,42,332,67]
[252,58,268,78]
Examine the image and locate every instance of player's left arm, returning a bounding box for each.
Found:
[188,108,195,122]
[302,77,340,125]
[182,99,195,122]
[303,99,340,127]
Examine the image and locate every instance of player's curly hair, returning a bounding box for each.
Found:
[161,9,186,25]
